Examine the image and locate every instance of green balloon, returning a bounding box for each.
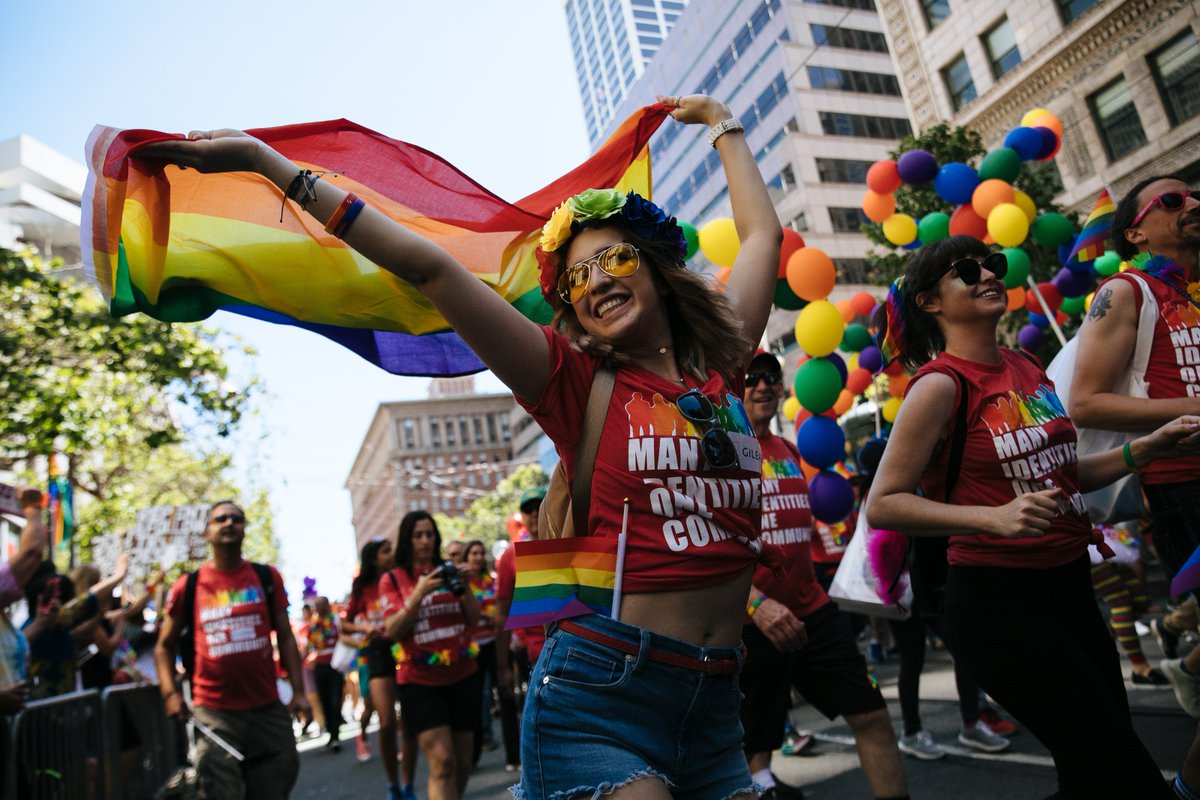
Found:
[1031,213,1074,248]
[1001,247,1031,289]
[1060,295,1085,315]
[917,212,951,243]
[841,324,873,352]
[774,278,808,311]
[978,148,1022,183]
[679,221,700,260]
[1094,250,1121,276]
[793,358,843,414]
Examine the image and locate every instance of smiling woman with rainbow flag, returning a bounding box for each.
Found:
[130,93,784,800]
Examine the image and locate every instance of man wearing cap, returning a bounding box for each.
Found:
[740,351,908,800]
[492,486,546,771]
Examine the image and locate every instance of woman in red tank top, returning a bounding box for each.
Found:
[866,235,1200,799]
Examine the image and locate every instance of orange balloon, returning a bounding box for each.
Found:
[836,299,855,323]
[834,389,854,416]
[888,372,910,396]
[850,291,877,317]
[846,367,873,395]
[777,228,806,279]
[800,460,820,481]
[1006,287,1025,311]
[714,266,732,289]
[862,191,896,224]
[972,179,1016,218]
[1029,112,1063,140]
[786,248,837,301]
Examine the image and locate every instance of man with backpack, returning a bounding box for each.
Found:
[155,500,310,800]
[739,350,909,800]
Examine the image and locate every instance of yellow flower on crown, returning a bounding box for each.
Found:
[540,202,575,253]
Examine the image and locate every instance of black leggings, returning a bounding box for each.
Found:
[888,611,977,735]
[1145,479,1200,587]
[944,557,1170,799]
[313,662,345,740]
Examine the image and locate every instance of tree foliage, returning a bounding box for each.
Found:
[436,463,549,548]
[862,124,1077,354]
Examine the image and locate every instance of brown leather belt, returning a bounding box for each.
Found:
[558,619,740,675]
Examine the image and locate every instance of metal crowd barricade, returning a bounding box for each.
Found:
[99,684,181,800]
[4,689,103,800]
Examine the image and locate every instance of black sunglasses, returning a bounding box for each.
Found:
[211,513,245,524]
[746,371,782,387]
[945,252,1008,286]
[676,389,738,469]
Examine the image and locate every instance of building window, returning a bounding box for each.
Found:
[810,24,888,53]
[486,414,497,442]
[834,258,871,283]
[803,0,875,9]
[808,66,901,96]
[819,112,911,139]
[829,207,870,233]
[922,0,950,28]
[459,416,470,445]
[473,416,484,444]
[984,18,1021,79]
[430,419,441,447]
[402,418,415,448]
[500,415,511,442]
[1151,31,1200,126]
[816,158,874,184]
[768,164,797,193]
[1057,0,1097,24]
[790,212,809,232]
[1089,76,1147,161]
[445,418,456,445]
[941,54,977,111]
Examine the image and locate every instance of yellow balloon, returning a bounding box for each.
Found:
[846,353,859,372]
[1021,108,1051,127]
[1012,190,1037,222]
[987,203,1030,248]
[698,218,740,267]
[1119,261,1131,272]
[1084,291,1095,312]
[882,213,918,246]
[794,300,846,358]
[782,396,801,421]
[882,396,903,423]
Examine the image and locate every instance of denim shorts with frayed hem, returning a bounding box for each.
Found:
[512,614,756,800]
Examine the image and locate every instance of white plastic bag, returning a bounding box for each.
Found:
[330,639,358,674]
[828,511,912,620]
[1046,272,1157,524]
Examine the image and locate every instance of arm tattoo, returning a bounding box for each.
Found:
[1087,288,1113,321]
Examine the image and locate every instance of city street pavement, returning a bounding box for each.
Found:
[293,629,1195,798]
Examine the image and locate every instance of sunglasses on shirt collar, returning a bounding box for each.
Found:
[675,389,738,469]
[942,252,1008,286]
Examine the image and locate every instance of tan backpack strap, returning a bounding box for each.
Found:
[570,365,616,535]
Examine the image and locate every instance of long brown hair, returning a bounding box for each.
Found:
[549,218,752,384]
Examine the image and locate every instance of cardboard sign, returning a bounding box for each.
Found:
[0,484,21,517]
[92,504,210,582]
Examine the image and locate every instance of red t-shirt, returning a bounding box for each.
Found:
[306,614,338,664]
[911,350,1092,569]
[379,566,477,687]
[495,543,546,662]
[166,560,287,711]
[753,435,827,619]
[1101,272,1200,485]
[343,579,386,648]
[516,326,765,593]
[810,515,852,564]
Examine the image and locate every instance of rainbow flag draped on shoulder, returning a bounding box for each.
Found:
[505,537,619,629]
[1063,187,1116,268]
[82,108,669,376]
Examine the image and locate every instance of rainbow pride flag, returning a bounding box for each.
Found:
[1064,188,1116,268]
[83,107,669,376]
[505,537,619,629]
[46,473,73,551]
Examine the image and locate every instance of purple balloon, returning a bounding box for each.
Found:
[809,471,856,524]
[822,352,848,385]
[1018,324,1045,351]
[933,162,980,205]
[1034,127,1058,160]
[897,150,939,185]
[859,345,884,374]
[1053,267,1093,298]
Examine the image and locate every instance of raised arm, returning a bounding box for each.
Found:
[8,489,47,589]
[137,134,553,401]
[1071,279,1200,429]
[661,96,782,352]
[866,373,1061,537]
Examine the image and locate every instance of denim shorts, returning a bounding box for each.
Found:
[513,614,755,800]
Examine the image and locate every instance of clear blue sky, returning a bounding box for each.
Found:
[2,1,605,601]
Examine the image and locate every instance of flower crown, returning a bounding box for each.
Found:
[535,189,686,302]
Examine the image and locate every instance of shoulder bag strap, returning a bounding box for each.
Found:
[569,365,616,535]
[943,367,970,501]
[1123,273,1159,383]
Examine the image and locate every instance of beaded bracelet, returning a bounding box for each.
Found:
[324,193,366,239]
[1123,442,1140,472]
[747,595,767,616]
[280,169,321,222]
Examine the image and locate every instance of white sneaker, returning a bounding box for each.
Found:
[958,721,1010,753]
[1161,658,1200,717]
[898,729,946,760]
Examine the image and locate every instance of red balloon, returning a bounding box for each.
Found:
[949,204,988,239]
[867,160,902,194]
[846,367,873,395]
[1025,282,1063,314]
[777,228,806,279]
[884,360,905,377]
[850,292,877,317]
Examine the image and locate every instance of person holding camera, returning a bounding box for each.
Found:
[383,511,480,800]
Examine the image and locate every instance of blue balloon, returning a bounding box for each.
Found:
[1004,127,1043,161]
[809,471,856,524]
[1034,127,1058,160]
[796,416,847,470]
[1057,238,1078,265]
[934,162,980,205]
[1029,312,1050,328]
[902,237,922,251]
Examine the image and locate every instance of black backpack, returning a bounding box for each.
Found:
[177,562,278,678]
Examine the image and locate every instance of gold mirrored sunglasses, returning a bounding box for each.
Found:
[557,242,641,304]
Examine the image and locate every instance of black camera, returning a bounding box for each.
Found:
[438,560,466,596]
